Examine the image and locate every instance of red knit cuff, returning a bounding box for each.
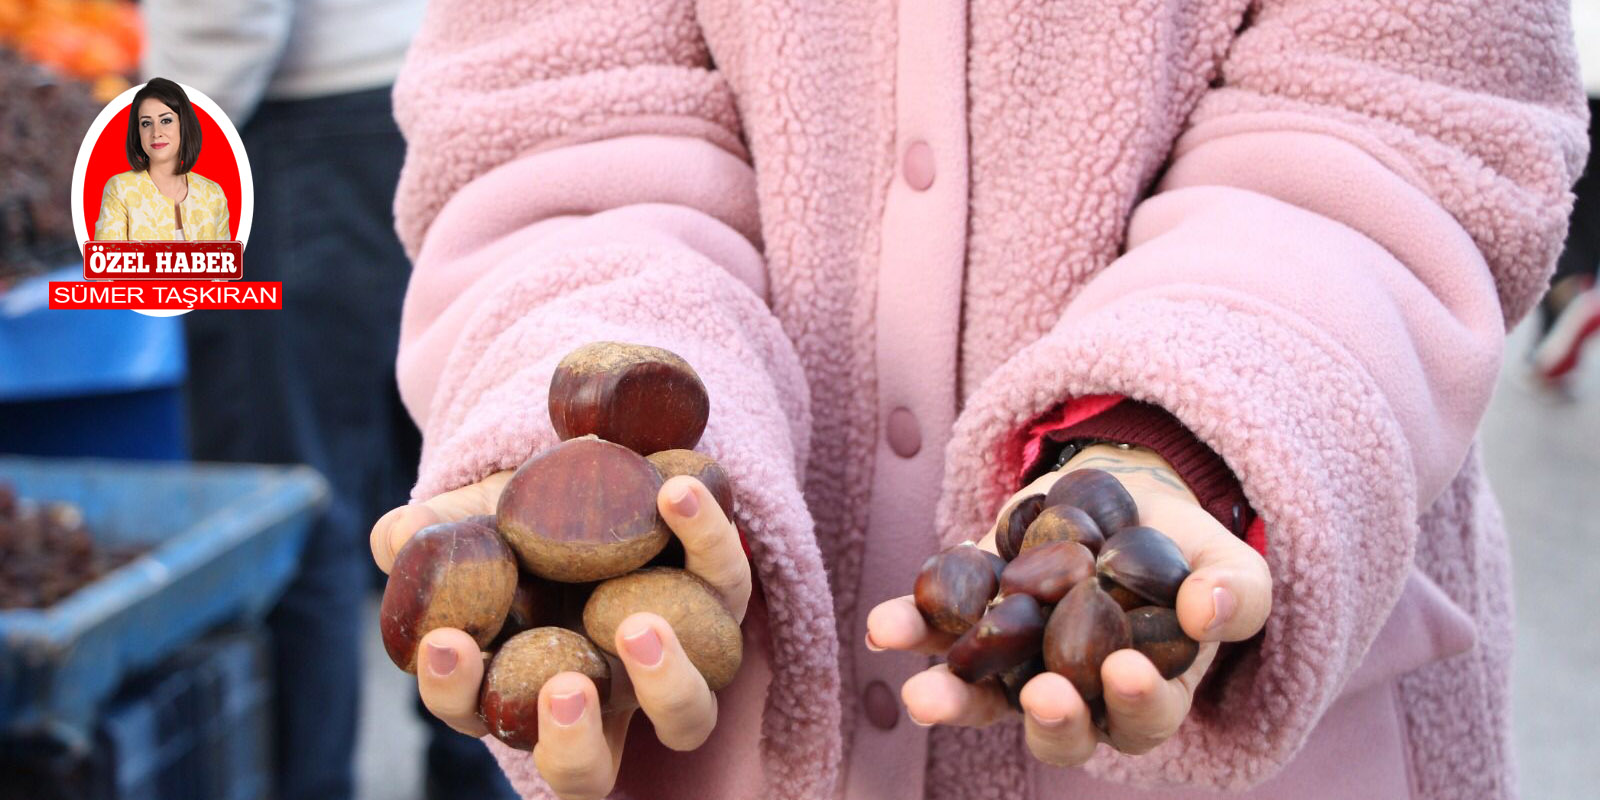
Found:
[1018,398,1265,556]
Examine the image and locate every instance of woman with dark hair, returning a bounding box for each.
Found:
[93,77,230,241]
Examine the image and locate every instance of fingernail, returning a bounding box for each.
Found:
[670,484,699,518]
[1029,710,1066,728]
[906,709,934,727]
[1206,585,1237,633]
[623,624,664,667]
[425,643,457,678]
[864,631,885,653]
[550,691,586,727]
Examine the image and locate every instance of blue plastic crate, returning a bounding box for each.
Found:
[96,629,272,800]
[187,631,272,800]
[0,456,327,750]
[0,264,188,460]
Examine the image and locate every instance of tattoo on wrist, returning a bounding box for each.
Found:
[1066,455,1188,493]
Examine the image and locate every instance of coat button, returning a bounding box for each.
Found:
[902,141,935,191]
[863,680,900,730]
[886,407,921,458]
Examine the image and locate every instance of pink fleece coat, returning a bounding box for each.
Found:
[388,1,1587,798]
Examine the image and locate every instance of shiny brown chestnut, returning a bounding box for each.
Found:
[1098,526,1191,608]
[1101,578,1147,612]
[582,568,743,691]
[646,449,736,522]
[380,520,518,673]
[548,341,710,455]
[1044,468,1138,535]
[480,627,612,751]
[1042,580,1132,702]
[497,436,671,582]
[999,540,1096,605]
[1019,504,1105,556]
[946,593,1047,683]
[997,493,1046,561]
[914,543,1004,636]
[1127,606,1199,680]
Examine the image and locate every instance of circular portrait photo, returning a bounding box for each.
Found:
[73,78,253,246]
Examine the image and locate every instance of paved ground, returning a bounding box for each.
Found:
[355,320,1600,800]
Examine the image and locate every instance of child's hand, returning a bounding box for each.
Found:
[865,444,1271,766]
[370,470,752,799]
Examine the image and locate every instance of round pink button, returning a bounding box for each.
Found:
[902,141,935,191]
[863,680,900,730]
[886,407,921,458]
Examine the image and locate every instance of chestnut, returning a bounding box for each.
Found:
[1101,578,1147,612]
[548,341,710,455]
[1127,606,1199,680]
[1042,580,1131,702]
[996,654,1046,711]
[646,449,736,522]
[999,540,1095,605]
[945,593,1046,683]
[497,436,671,582]
[489,576,595,649]
[1044,468,1137,535]
[996,493,1046,561]
[380,520,518,673]
[582,568,743,691]
[480,627,612,751]
[1019,504,1104,556]
[914,543,1004,636]
[1098,526,1190,607]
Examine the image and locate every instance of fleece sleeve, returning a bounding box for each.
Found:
[937,0,1587,789]
[390,2,840,798]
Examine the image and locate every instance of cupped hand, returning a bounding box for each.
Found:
[865,444,1271,766]
[370,469,751,799]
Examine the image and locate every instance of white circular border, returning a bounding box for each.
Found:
[71,81,255,317]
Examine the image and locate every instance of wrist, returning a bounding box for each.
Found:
[1058,443,1199,506]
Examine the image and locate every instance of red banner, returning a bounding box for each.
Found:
[83,240,245,280]
[49,282,283,310]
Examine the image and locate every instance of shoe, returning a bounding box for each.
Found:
[1532,283,1600,381]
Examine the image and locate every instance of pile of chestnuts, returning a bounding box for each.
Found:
[914,468,1199,710]
[379,341,743,750]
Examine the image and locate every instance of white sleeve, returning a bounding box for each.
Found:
[139,0,294,125]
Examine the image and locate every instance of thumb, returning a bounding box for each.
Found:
[1175,531,1272,643]
[371,470,514,573]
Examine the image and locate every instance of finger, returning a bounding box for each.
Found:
[900,665,1012,728]
[534,671,618,800]
[370,470,513,573]
[1019,672,1101,767]
[865,596,958,656]
[416,628,489,737]
[659,476,751,622]
[1173,523,1272,643]
[1100,649,1191,754]
[615,614,718,751]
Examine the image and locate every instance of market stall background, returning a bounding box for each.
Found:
[0,1,1597,799]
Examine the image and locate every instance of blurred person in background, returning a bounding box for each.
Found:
[1533,0,1600,391]
[140,2,518,799]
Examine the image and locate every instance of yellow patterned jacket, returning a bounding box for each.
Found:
[93,170,232,241]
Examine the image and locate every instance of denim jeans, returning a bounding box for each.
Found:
[183,86,516,800]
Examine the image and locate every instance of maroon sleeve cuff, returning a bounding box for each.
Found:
[1025,400,1262,552]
